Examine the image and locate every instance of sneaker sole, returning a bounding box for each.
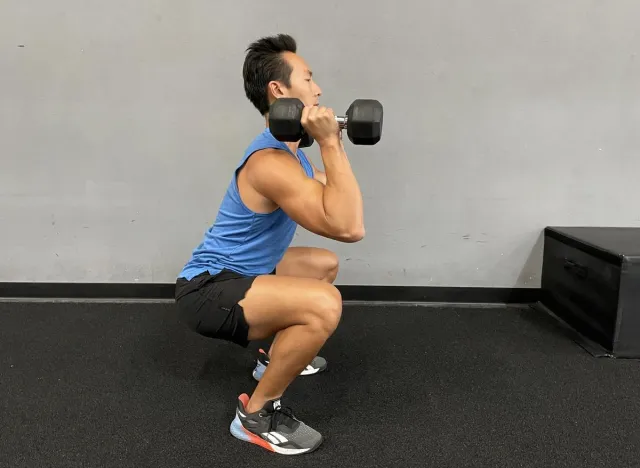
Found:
[229,415,323,455]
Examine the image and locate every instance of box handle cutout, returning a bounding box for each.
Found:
[564,259,589,279]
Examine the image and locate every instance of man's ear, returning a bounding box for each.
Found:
[267,81,286,99]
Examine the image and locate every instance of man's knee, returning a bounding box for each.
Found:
[321,250,340,282]
[310,284,343,334]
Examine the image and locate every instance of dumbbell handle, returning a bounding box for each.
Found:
[336,116,347,129]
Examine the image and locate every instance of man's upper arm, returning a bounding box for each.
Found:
[245,149,338,239]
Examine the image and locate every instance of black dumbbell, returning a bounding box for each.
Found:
[269,98,383,146]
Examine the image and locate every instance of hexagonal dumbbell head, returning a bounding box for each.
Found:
[269,98,305,142]
[345,99,383,145]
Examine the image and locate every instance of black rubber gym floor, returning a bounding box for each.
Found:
[2,300,639,468]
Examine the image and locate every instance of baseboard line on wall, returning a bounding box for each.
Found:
[0,282,541,304]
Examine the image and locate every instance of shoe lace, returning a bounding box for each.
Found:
[270,405,298,432]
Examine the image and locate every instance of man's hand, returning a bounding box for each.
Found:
[301,106,340,148]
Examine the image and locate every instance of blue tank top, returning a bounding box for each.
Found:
[178,128,315,280]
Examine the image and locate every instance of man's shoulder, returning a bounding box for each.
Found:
[243,148,311,202]
[244,147,300,175]
[240,128,305,182]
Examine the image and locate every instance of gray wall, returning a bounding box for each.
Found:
[2,0,639,287]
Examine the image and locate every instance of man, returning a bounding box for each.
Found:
[175,34,365,455]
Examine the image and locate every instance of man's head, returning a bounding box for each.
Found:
[243,34,322,116]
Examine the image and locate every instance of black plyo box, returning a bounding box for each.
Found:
[540,227,640,358]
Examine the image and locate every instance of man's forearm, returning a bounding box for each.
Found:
[319,141,365,239]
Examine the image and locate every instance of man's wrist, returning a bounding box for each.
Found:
[317,136,342,151]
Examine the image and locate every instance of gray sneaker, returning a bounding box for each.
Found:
[229,393,324,455]
[252,348,328,382]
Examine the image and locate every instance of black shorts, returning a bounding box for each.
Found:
[174,268,273,348]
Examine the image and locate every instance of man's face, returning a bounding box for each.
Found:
[271,52,322,108]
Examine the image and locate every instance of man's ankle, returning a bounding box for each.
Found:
[246,395,267,414]
[245,402,260,414]
[246,394,280,414]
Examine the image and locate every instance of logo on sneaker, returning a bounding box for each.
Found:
[262,431,289,445]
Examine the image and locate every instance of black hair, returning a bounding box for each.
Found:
[242,34,297,115]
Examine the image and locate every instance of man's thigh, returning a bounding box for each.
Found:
[275,247,339,282]
[240,274,343,341]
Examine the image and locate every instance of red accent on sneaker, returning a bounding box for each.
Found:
[242,426,275,452]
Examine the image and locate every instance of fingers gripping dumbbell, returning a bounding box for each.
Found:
[269,98,384,146]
